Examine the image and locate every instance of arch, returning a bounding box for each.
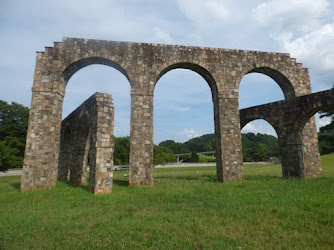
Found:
[62,57,131,85]
[240,118,280,138]
[239,67,295,99]
[155,62,219,99]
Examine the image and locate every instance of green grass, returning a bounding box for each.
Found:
[0,155,333,249]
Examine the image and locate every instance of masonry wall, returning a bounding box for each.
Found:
[57,92,114,194]
[239,89,334,178]
[21,38,321,191]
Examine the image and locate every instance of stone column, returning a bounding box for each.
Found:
[279,130,306,179]
[89,94,115,194]
[129,90,154,186]
[302,118,322,178]
[215,96,243,182]
[21,90,63,191]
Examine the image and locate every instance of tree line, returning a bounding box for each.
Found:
[0,99,333,170]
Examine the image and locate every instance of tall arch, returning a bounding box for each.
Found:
[62,57,131,85]
[239,67,296,100]
[154,62,228,181]
[155,62,219,99]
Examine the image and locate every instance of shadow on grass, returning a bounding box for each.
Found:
[61,181,91,192]
[10,182,21,190]
[155,175,217,182]
[113,179,129,187]
[243,175,283,181]
[155,174,285,183]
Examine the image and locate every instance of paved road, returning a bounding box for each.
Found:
[0,169,23,177]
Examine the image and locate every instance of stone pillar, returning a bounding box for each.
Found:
[279,129,306,179]
[215,96,243,182]
[129,90,154,186]
[21,91,63,191]
[89,94,115,194]
[302,118,322,178]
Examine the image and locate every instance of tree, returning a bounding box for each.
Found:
[113,137,130,165]
[0,101,29,169]
[153,145,176,165]
[183,151,199,163]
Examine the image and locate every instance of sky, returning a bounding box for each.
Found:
[0,0,333,143]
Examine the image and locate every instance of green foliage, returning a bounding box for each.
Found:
[182,151,200,162]
[153,145,176,165]
[0,101,29,169]
[198,153,216,163]
[160,132,280,162]
[184,134,215,152]
[318,116,334,155]
[159,140,190,154]
[113,137,130,165]
[242,133,279,162]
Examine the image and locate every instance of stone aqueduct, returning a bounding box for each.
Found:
[20,37,333,193]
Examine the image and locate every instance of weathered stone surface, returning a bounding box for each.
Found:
[21,37,324,191]
[57,92,114,194]
[240,89,334,178]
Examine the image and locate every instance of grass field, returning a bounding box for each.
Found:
[0,155,333,249]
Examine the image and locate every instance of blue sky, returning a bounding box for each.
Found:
[0,0,333,143]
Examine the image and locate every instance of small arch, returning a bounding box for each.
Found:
[241,119,281,175]
[155,62,219,99]
[240,117,280,137]
[62,57,130,85]
[240,67,295,99]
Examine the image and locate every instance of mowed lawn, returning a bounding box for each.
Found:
[0,155,333,249]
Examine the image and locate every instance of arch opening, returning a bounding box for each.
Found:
[239,72,286,109]
[62,57,130,84]
[246,67,295,99]
[61,63,131,186]
[156,63,219,100]
[154,67,216,176]
[241,119,281,178]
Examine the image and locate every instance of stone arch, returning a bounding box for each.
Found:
[238,67,295,99]
[155,62,219,99]
[154,62,228,181]
[240,117,281,137]
[62,57,131,85]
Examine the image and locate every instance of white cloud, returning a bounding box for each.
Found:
[276,23,334,72]
[315,113,332,131]
[177,0,230,29]
[252,0,333,89]
[181,129,201,140]
[252,0,330,33]
[241,123,277,137]
[168,104,190,112]
[153,27,174,44]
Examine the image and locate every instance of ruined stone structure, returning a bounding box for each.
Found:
[21,37,324,191]
[240,89,334,178]
[58,92,114,194]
